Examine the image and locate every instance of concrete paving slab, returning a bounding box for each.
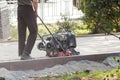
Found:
[0,35,120,62]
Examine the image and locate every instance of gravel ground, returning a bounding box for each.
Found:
[0,56,120,80]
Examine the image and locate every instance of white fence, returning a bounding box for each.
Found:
[7,0,83,25]
[6,0,17,4]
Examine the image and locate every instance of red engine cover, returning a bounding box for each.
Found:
[66,50,72,56]
[58,52,65,56]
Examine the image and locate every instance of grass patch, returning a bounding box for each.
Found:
[30,68,120,80]
[10,25,18,40]
[10,21,91,40]
[28,68,120,80]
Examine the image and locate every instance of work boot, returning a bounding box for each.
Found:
[21,54,32,60]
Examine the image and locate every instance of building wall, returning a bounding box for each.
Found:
[0,1,10,39]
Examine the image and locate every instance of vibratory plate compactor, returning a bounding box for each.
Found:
[37,16,80,57]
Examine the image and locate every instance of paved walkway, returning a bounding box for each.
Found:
[0,35,120,62]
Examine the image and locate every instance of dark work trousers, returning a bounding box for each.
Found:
[17,5,38,56]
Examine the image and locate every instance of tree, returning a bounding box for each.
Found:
[77,0,120,33]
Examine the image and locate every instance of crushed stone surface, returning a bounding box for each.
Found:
[0,56,120,80]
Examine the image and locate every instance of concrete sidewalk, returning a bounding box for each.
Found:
[0,35,120,62]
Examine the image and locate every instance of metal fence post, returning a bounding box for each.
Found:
[41,0,44,20]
